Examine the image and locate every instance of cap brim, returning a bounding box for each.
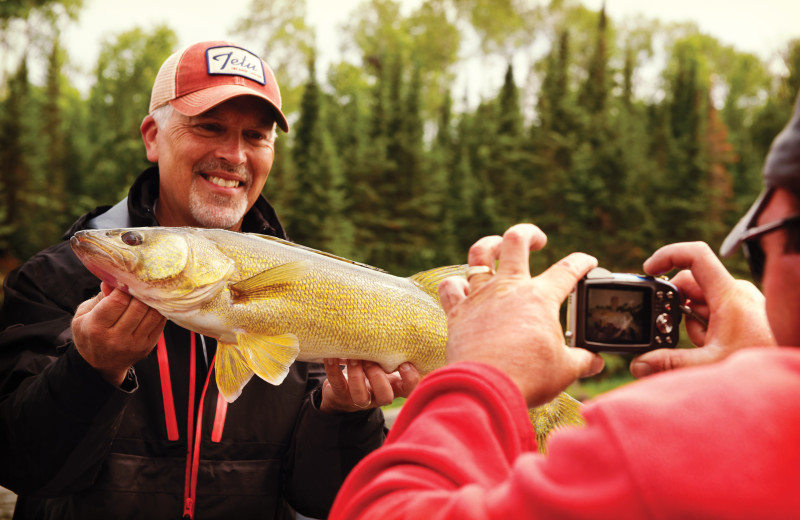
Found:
[171,85,289,133]
[719,188,773,257]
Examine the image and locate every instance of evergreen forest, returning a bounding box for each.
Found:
[3,0,800,289]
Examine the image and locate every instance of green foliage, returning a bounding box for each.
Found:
[84,26,177,207]
[2,0,796,321]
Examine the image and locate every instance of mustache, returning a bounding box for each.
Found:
[193,159,250,179]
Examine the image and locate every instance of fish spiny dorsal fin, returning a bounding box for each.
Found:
[249,233,387,273]
[238,332,299,386]
[408,265,469,301]
[529,392,585,454]
[216,343,255,403]
[229,260,311,304]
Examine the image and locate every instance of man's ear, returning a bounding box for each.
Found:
[141,114,159,163]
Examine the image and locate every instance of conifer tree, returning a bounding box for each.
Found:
[289,55,328,248]
[0,57,30,259]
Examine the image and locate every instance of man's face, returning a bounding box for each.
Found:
[758,188,800,345]
[142,96,276,230]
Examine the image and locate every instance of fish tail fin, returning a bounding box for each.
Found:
[238,332,300,386]
[215,342,256,403]
[529,392,585,454]
[408,265,468,301]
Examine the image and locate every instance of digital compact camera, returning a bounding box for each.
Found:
[566,267,683,354]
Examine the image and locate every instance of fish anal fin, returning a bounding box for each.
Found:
[215,342,255,403]
[238,332,299,386]
[529,392,585,454]
[408,265,468,301]
[230,260,311,304]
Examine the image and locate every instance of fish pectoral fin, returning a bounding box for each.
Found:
[215,342,256,403]
[229,260,312,303]
[238,332,300,386]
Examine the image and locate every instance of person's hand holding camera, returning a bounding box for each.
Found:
[630,241,776,378]
[438,224,605,408]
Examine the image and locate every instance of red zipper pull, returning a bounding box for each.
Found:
[182,497,194,519]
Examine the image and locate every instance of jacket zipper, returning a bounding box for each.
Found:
[155,332,228,519]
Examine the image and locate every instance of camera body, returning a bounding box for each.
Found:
[566,267,682,354]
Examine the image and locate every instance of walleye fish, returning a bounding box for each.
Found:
[71,227,584,450]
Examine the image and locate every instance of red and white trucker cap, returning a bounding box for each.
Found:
[149,40,289,132]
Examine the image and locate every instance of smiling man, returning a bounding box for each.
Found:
[0,41,418,520]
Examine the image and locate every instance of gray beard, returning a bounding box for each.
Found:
[188,185,248,229]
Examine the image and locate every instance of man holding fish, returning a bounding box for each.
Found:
[0,41,419,519]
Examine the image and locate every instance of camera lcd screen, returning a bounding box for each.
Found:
[584,286,651,345]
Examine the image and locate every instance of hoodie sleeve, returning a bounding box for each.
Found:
[0,242,135,495]
[282,362,387,518]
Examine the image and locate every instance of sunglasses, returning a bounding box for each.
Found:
[740,214,800,283]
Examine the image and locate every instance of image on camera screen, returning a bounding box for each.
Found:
[585,286,650,345]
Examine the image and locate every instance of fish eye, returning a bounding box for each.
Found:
[121,231,144,246]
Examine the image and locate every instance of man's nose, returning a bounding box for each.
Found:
[215,133,247,164]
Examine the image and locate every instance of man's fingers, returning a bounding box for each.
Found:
[467,235,502,290]
[390,363,420,398]
[669,270,704,303]
[643,242,734,302]
[438,277,469,314]
[364,362,393,406]
[495,224,547,278]
[630,347,720,378]
[136,313,167,347]
[536,253,598,302]
[324,359,349,394]
[90,289,136,329]
[346,360,372,408]
[571,348,605,379]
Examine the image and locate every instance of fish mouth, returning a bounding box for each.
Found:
[70,231,137,292]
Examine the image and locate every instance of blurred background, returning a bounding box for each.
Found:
[2,2,800,510]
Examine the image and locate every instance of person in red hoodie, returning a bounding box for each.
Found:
[329,93,800,519]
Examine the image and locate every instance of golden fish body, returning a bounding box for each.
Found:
[70,227,455,401]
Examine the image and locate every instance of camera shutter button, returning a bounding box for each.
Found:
[656,313,673,334]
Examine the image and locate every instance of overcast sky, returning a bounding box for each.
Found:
[56,0,800,98]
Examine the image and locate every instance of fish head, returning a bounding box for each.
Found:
[70,227,235,311]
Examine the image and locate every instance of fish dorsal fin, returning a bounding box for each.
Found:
[229,260,311,303]
[215,342,255,403]
[238,332,299,386]
[408,265,468,301]
[249,233,387,273]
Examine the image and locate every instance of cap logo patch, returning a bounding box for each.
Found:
[206,46,266,85]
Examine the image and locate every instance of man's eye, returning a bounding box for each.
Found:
[245,131,266,141]
[198,123,223,133]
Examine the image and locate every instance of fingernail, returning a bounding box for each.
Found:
[349,359,360,367]
[590,356,604,376]
[631,361,653,378]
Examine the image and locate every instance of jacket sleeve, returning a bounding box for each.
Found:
[328,362,645,520]
[0,244,135,496]
[283,363,387,518]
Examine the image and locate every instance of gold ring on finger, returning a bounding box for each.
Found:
[353,393,373,409]
[465,265,494,281]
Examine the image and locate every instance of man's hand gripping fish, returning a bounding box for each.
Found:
[71,227,583,450]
